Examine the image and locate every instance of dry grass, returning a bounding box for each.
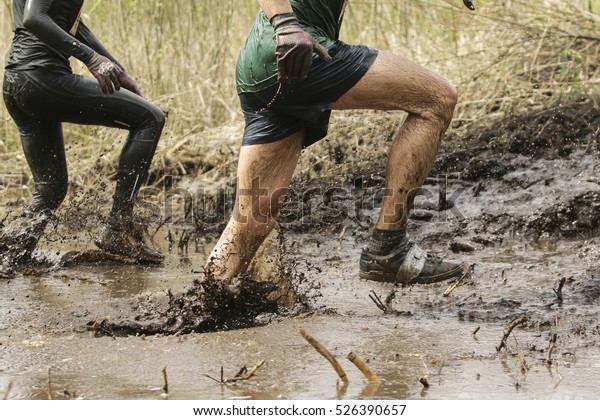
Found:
[1,0,599,207]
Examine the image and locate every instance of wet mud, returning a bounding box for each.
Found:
[1,98,600,399]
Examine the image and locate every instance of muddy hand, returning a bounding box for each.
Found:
[85,52,124,94]
[463,0,476,10]
[271,13,332,82]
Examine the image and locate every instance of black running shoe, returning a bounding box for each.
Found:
[359,240,464,285]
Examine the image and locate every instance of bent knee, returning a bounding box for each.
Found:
[433,80,458,127]
[418,80,457,131]
[138,103,166,133]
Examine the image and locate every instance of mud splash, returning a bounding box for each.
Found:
[87,277,279,337]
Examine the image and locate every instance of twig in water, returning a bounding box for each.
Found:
[553,277,566,304]
[2,379,13,400]
[369,290,388,312]
[472,326,481,336]
[162,366,169,395]
[300,328,349,383]
[336,225,348,258]
[496,315,528,352]
[347,352,380,383]
[225,360,266,383]
[419,355,430,388]
[204,361,266,384]
[47,367,53,400]
[546,333,558,365]
[444,263,475,297]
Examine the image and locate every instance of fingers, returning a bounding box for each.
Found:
[108,70,122,92]
[95,75,108,94]
[122,76,143,96]
[95,64,123,95]
[278,50,311,82]
[313,43,332,62]
[276,43,327,82]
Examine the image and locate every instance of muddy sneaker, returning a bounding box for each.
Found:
[0,211,52,267]
[359,240,464,285]
[94,217,164,264]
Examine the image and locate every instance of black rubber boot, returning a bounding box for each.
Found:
[95,214,164,264]
[359,240,464,285]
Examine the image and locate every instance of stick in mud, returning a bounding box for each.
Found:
[419,355,430,388]
[226,360,265,383]
[496,315,528,352]
[546,333,558,365]
[443,263,475,297]
[336,225,348,258]
[347,352,381,383]
[162,366,168,396]
[47,367,53,400]
[2,379,13,400]
[205,361,266,384]
[369,290,388,312]
[553,277,566,304]
[300,328,349,383]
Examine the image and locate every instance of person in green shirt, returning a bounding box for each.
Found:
[205,0,467,286]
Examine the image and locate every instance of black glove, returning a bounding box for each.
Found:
[271,13,332,82]
[120,73,143,97]
[84,52,124,94]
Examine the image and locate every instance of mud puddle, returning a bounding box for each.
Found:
[1,232,599,400]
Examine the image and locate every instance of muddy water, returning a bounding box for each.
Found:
[1,231,599,400]
[2,100,600,400]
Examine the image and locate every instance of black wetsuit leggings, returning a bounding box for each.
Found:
[2,69,165,216]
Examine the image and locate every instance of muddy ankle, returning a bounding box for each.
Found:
[368,228,409,255]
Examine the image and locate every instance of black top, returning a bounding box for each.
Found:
[6,0,117,74]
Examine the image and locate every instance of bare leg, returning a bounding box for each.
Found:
[205,131,305,280]
[333,51,458,229]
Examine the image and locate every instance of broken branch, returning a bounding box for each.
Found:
[496,315,528,352]
[347,352,380,383]
[444,263,475,297]
[300,328,349,383]
[546,333,558,365]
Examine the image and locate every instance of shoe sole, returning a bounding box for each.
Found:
[359,263,464,285]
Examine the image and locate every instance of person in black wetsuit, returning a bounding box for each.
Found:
[2,0,166,264]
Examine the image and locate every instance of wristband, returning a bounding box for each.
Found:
[269,12,300,32]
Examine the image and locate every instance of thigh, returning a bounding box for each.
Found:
[332,50,454,115]
[23,72,161,130]
[235,131,305,218]
[19,119,68,184]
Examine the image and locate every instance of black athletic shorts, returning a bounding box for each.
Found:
[239,41,379,148]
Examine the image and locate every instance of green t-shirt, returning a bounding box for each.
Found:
[236,0,347,93]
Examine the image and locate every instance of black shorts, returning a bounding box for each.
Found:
[239,41,378,148]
